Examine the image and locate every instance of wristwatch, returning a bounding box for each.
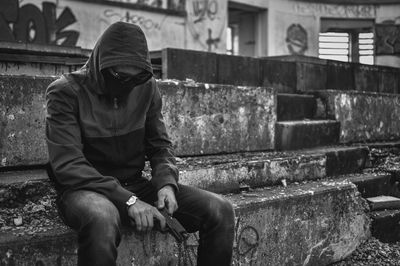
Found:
[126,195,137,209]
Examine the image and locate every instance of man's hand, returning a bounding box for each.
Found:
[157,185,178,215]
[127,199,166,232]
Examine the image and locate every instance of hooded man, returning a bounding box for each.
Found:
[46,22,235,266]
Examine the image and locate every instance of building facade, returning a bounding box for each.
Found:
[0,0,399,67]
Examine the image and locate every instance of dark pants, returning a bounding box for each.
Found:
[58,179,235,266]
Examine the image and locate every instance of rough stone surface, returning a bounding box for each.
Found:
[0,76,276,166]
[0,180,369,266]
[332,237,400,265]
[354,64,380,92]
[326,61,354,91]
[370,209,400,243]
[350,172,394,198]
[161,48,218,83]
[0,75,55,166]
[325,146,369,176]
[159,81,276,155]
[275,120,340,150]
[0,61,81,76]
[261,59,297,93]
[316,90,400,143]
[217,54,261,86]
[277,93,316,121]
[0,151,326,205]
[179,153,326,193]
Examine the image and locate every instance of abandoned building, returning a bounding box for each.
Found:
[1,0,400,265]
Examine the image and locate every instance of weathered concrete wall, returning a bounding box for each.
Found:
[159,81,276,156]
[0,62,82,76]
[317,90,400,143]
[0,76,276,167]
[261,56,400,94]
[0,75,52,166]
[0,180,370,266]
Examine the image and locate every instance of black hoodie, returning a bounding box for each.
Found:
[46,22,179,211]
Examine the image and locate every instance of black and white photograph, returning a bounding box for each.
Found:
[0,0,400,265]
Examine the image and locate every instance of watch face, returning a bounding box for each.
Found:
[127,196,137,206]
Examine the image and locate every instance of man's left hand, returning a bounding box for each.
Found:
[157,185,178,215]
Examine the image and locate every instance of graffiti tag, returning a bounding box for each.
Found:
[293,3,376,18]
[0,0,79,46]
[103,9,163,31]
[192,0,218,24]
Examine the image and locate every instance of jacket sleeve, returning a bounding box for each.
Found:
[145,81,179,192]
[46,79,134,210]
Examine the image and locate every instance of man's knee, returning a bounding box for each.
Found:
[206,196,235,227]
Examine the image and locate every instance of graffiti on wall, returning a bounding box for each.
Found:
[107,0,185,11]
[293,3,376,18]
[103,9,164,31]
[186,0,226,52]
[376,18,400,56]
[286,24,308,55]
[0,0,79,46]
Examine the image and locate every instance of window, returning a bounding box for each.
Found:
[319,32,350,62]
[318,31,374,65]
[358,32,374,65]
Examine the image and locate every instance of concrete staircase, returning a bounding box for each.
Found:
[0,48,400,265]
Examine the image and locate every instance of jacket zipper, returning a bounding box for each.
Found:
[113,97,118,136]
[113,97,121,164]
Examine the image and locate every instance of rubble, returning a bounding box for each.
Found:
[331,238,400,266]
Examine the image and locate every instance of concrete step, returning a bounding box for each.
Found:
[0,42,89,76]
[0,145,373,206]
[0,75,276,167]
[370,209,400,243]
[277,93,317,121]
[367,196,400,211]
[349,172,398,198]
[275,120,340,150]
[0,179,369,266]
[315,90,400,143]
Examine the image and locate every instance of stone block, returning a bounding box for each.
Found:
[326,60,354,91]
[217,54,261,86]
[0,75,55,166]
[179,152,326,193]
[370,209,400,243]
[0,180,369,266]
[0,76,276,167]
[378,66,400,94]
[261,59,297,93]
[316,90,400,143]
[296,61,327,92]
[161,48,218,83]
[325,146,369,176]
[0,150,325,205]
[354,64,380,92]
[275,120,340,150]
[350,172,394,198]
[159,81,276,155]
[367,195,400,211]
[277,93,316,121]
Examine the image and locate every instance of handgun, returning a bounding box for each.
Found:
[157,208,189,243]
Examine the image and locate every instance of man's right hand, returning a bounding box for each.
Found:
[127,199,166,232]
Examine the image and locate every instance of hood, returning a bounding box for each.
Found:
[84,22,154,95]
